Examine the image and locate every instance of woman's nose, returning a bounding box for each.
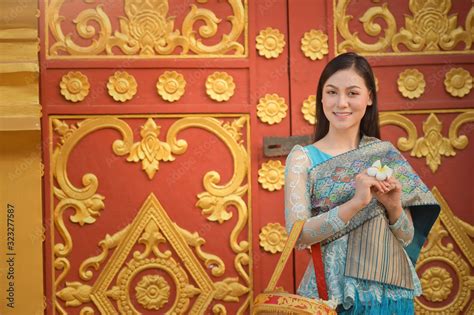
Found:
[336,95,349,107]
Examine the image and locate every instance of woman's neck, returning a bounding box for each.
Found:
[316,128,361,155]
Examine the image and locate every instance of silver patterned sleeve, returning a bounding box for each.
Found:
[389,208,415,247]
[284,146,348,250]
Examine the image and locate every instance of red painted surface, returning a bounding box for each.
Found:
[39,1,473,313]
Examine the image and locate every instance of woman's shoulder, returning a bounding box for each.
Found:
[286,144,312,166]
[288,144,310,157]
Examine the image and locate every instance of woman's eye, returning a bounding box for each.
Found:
[326,90,336,95]
[348,91,359,96]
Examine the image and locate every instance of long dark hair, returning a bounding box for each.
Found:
[314,52,380,141]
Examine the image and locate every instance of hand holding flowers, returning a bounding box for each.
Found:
[367,160,403,223]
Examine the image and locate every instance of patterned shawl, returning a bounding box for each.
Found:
[308,136,440,290]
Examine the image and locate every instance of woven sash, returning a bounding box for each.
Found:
[308,136,439,290]
[345,215,414,289]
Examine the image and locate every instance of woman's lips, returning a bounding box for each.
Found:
[333,112,352,117]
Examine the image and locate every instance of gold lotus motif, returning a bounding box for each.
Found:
[205,71,235,102]
[392,0,472,52]
[127,118,175,179]
[301,95,316,125]
[256,27,285,59]
[257,94,288,125]
[397,69,425,99]
[259,223,288,254]
[301,29,328,60]
[59,71,90,102]
[411,114,455,173]
[336,0,473,54]
[107,71,138,102]
[135,275,170,310]
[258,160,284,191]
[444,68,472,98]
[421,267,453,302]
[156,71,186,102]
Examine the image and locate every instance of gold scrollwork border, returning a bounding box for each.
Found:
[49,114,252,314]
[45,0,248,59]
[333,0,474,56]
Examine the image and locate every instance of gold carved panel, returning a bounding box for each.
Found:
[46,0,248,58]
[334,0,474,55]
[415,187,474,314]
[379,109,474,173]
[50,115,251,314]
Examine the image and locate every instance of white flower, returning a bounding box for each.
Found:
[367,160,393,181]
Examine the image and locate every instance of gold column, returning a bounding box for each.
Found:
[0,0,43,314]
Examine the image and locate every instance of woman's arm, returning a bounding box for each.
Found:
[388,208,415,247]
[373,177,415,247]
[285,146,350,249]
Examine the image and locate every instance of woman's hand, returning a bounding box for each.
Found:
[373,177,403,224]
[338,170,392,224]
[352,171,391,209]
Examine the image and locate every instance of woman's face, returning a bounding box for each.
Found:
[321,67,372,134]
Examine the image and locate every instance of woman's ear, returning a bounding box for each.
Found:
[368,92,373,106]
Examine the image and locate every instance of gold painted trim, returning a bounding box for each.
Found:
[45,0,248,59]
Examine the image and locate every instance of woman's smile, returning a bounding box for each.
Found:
[333,111,352,118]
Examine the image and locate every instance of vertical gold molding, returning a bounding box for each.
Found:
[0,1,43,315]
[0,0,41,131]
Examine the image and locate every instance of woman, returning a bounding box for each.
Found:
[284,52,440,314]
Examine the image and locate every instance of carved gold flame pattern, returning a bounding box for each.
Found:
[51,115,251,314]
[259,223,288,254]
[335,0,474,54]
[47,0,246,57]
[412,113,474,173]
[379,110,474,173]
[59,71,90,102]
[415,187,474,314]
[300,29,329,60]
[127,118,175,179]
[256,27,286,59]
[444,67,473,98]
[106,71,137,102]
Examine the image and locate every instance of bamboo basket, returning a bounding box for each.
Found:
[252,220,337,315]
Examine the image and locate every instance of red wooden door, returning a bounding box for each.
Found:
[287,1,474,314]
[39,1,473,314]
[40,0,294,314]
